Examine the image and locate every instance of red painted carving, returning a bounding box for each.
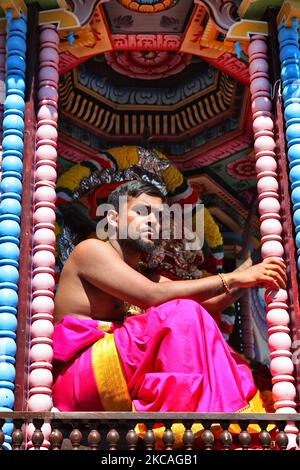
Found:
[112,34,181,51]
[227,157,256,179]
[176,133,252,171]
[105,50,192,79]
[58,138,99,163]
[203,52,250,85]
[59,51,94,75]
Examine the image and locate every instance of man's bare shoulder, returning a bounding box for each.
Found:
[72,239,117,263]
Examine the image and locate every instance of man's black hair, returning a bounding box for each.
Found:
[107,180,166,213]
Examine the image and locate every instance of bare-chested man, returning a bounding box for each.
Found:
[54,181,285,323]
[53,180,286,415]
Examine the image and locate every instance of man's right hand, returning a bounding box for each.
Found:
[228,258,287,290]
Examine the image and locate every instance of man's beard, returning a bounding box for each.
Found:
[120,236,158,254]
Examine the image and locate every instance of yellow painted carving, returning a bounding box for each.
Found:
[180,4,207,54]
[277,1,300,27]
[238,0,259,18]
[180,5,234,56]
[58,5,112,58]
[180,34,224,57]
[57,0,69,7]
[238,0,282,20]
[59,25,94,51]
[39,9,80,30]
[191,46,224,58]
[226,19,268,43]
[200,19,235,54]
[1,0,27,19]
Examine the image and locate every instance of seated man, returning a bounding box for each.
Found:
[53,180,286,418]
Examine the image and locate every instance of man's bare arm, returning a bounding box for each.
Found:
[193,258,253,313]
[148,271,244,313]
[74,239,286,309]
[199,287,244,313]
[74,239,229,308]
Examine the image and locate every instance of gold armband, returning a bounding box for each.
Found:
[218,273,231,295]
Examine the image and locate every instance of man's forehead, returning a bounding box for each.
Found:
[127,193,165,209]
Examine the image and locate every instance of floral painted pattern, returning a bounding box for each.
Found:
[117,0,178,13]
[227,157,256,180]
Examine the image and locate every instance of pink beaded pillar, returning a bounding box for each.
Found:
[27,24,59,449]
[249,35,297,446]
[0,31,5,180]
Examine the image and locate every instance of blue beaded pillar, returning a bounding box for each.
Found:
[0,11,27,450]
[278,19,300,281]
[0,31,5,177]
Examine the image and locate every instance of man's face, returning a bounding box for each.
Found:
[118,193,164,252]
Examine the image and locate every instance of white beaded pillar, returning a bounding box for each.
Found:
[27,24,59,450]
[248,35,297,446]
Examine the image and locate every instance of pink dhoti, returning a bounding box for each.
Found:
[53,299,267,416]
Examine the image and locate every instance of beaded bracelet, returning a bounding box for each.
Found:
[218,273,231,295]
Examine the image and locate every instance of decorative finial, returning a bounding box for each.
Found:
[67,31,75,47]
[234,41,241,59]
[6,9,12,23]
[292,17,299,31]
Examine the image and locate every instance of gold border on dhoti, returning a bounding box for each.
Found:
[92,333,132,411]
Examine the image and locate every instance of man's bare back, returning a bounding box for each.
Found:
[54,238,164,324]
[54,240,129,323]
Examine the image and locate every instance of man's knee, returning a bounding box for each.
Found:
[156,298,203,320]
[155,298,198,308]
[175,298,201,310]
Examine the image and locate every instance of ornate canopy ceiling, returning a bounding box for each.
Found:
[59,58,244,149]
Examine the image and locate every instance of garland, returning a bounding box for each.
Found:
[57,164,91,193]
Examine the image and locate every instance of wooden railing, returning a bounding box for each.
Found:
[0,412,300,450]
